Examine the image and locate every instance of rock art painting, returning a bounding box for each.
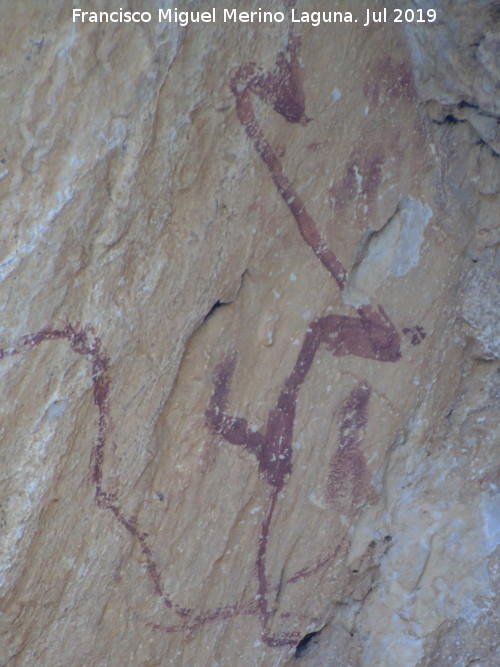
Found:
[1,6,426,654]
[204,17,425,646]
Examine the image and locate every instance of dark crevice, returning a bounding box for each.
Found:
[202,271,248,325]
[432,114,465,125]
[457,100,480,110]
[204,300,223,321]
[295,630,320,658]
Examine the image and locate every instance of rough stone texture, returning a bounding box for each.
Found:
[0,1,498,666]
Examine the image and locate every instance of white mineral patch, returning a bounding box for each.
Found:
[461,248,500,359]
[332,87,342,101]
[344,196,432,307]
[481,494,500,552]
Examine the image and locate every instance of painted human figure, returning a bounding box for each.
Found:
[206,16,425,646]
[0,7,426,650]
[206,305,402,644]
[207,306,401,493]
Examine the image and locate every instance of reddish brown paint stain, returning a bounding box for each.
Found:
[1,9,427,653]
[205,309,401,643]
[330,143,386,214]
[326,384,376,508]
[403,325,427,346]
[0,324,192,619]
[363,55,416,106]
[231,32,345,290]
[205,13,426,648]
[206,309,401,491]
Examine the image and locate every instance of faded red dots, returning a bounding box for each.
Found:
[363,55,416,106]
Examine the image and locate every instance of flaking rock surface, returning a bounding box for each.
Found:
[0,1,498,666]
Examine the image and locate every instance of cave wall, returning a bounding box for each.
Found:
[0,1,498,665]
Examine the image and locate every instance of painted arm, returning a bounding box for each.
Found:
[205,355,265,457]
[231,33,346,290]
[316,307,401,362]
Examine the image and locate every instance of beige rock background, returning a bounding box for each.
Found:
[0,1,498,665]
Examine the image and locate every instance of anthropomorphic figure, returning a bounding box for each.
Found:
[206,17,425,646]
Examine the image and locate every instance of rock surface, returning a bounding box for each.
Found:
[0,1,498,665]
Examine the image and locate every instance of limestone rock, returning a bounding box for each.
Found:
[0,2,498,666]
[462,248,499,360]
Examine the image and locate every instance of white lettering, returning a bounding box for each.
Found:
[223,8,284,23]
[178,11,189,27]
[73,8,151,23]
[291,9,352,25]
[158,8,172,22]
[159,8,215,24]
[224,9,237,22]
